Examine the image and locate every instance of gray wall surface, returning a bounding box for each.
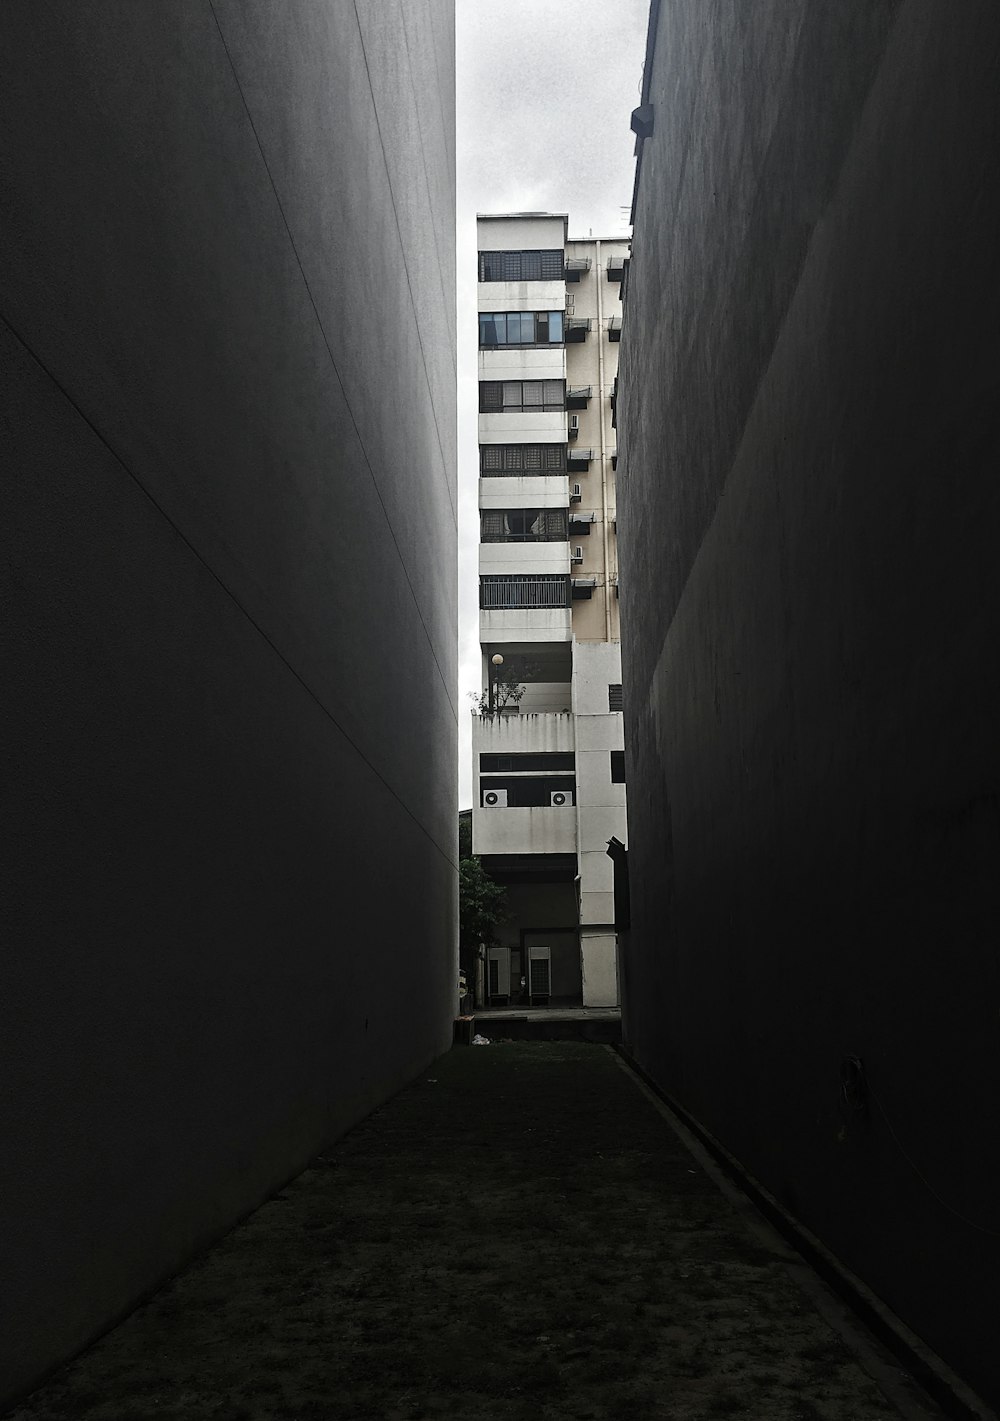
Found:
[619,0,1000,1402]
[1,1,456,1403]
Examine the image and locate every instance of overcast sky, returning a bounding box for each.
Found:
[454,0,650,809]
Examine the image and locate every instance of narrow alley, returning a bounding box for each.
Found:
[8,1043,937,1421]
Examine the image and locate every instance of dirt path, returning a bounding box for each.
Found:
[8,1043,920,1419]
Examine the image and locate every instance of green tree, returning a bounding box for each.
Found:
[458,856,506,952]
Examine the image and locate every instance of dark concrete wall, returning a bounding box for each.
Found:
[619,0,1000,1401]
[0,1,456,1403]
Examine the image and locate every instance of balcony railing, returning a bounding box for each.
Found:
[480,574,572,609]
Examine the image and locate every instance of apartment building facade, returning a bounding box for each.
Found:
[472,213,627,1009]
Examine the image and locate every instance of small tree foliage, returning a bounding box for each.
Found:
[469,658,540,718]
[459,856,507,950]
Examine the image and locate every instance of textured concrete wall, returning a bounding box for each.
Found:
[0,1,456,1403]
[619,0,1000,1401]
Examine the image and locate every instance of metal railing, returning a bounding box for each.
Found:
[480,575,572,610]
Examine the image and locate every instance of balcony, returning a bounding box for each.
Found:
[480,606,573,642]
[564,256,591,283]
[567,446,593,470]
[608,315,622,342]
[571,576,597,600]
[565,317,591,343]
[479,540,570,578]
[607,256,625,283]
[566,385,592,410]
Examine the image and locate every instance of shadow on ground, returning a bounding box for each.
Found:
[7,1043,901,1420]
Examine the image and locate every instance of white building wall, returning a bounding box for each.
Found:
[475,215,627,1008]
[478,214,566,251]
[479,412,567,443]
[473,806,577,856]
[479,476,569,509]
[481,608,573,643]
[479,541,570,576]
[478,280,566,311]
[479,348,566,383]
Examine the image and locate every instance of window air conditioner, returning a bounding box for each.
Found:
[482,788,507,808]
[571,547,584,565]
[550,790,574,808]
[568,414,580,433]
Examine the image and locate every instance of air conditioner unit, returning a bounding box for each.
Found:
[571,547,584,565]
[570,483,582,503]
[482,788,507,808]
[565,294,575,312]
[550,790,574,808]
[568,414,580,433]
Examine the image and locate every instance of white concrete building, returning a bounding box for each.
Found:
[472,213,628,1008]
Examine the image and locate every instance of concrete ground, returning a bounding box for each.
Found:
[6,1043,944,1421]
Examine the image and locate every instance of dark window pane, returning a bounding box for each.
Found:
[479,382,503,413]
[610,751,626,783]
[479,313,504,347]
[480,445,502,472]
[479,249,565,282]
[608,683,623,712]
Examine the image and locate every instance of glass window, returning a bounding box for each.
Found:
[478,249,564,282]
[479,384,566,414]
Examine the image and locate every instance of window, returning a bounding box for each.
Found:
[480,574,572,609]
[610,751,626,784]
[480,509,568,542]
[608,683,623,712]
[479,311,564,346]
[479,380,566,413]
[480,752,576,773]
[479,776,576,807]
[480,444,566,475]
[479,249,564,282]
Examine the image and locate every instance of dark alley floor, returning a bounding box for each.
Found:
[7,1043,945,1421]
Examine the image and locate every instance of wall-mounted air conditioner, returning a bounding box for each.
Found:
[482,788,507,808]
[550,790,574,808]
[570,483,582,503]
[565,294,575,312]
[571,547,584,565]
[568,414,580,434]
